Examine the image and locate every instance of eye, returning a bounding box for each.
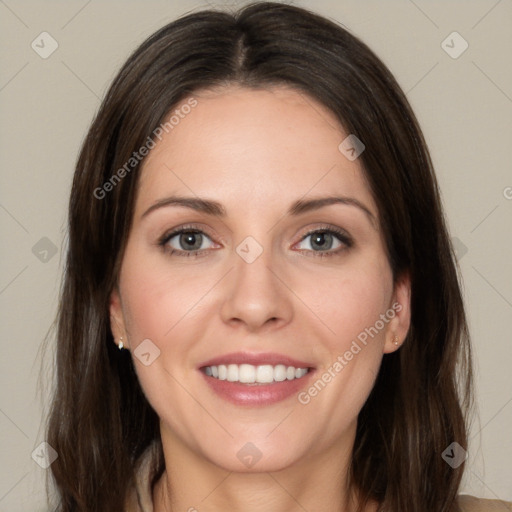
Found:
[170,231,212,251]
[294,227,352,256]
[159,227,216,256]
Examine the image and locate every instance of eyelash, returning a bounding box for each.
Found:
[158,224,353,259]
[158,224,214,259]
[297,225,353,258]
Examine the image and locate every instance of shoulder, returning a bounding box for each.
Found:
[457,494,512,511]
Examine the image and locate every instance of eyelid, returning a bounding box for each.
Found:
[294,224,353,245]
[157,224,224,258]
[291,224,353,256]
[158,223,221,245]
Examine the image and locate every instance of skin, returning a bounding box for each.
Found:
[110,86,411,512]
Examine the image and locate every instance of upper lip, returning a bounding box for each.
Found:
[198,352,315,369]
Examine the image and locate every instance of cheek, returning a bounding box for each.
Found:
[119,243,213,349]
[300,262,393,351]
[297,259,393,419]
[117,247,215,433]
[294,258,392,408]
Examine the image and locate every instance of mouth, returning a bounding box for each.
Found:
[201,363,310,384]
[198,352,315,406]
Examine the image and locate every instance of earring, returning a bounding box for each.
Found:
[118,336,124,350]
[393,335,399,346]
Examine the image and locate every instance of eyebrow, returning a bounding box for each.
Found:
[141,195,376,225]
[288,197,376,225]
[141,196,226,218]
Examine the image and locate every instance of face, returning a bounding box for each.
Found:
[110,86,410,473]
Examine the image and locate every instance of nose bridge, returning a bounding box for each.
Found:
[219,239,293,330]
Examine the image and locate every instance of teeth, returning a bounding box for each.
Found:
[203,364,309,384]
[256,364,273,383]
[239,364,255,383]
[227,364,238,382]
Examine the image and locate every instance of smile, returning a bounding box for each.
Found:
[203,363,310,384]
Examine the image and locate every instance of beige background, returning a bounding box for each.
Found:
[0,0,511,510]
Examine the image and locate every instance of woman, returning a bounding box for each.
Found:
[45,2,511,511]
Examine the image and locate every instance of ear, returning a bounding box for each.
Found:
[383,271,411,354]
[109,286,128,349]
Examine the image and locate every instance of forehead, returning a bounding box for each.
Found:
[136,85,376,217]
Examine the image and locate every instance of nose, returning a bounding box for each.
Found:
[219,247,294,333]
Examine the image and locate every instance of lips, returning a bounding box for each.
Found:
[198,352,316,406]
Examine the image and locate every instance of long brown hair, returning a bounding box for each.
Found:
[45,3,472,511]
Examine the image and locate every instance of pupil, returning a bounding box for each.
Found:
[180,232,202,250]
[312,232,332,250]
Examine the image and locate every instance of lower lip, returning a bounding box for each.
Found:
[200,370,315,406]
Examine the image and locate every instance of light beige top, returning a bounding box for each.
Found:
[125,444,512,512]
